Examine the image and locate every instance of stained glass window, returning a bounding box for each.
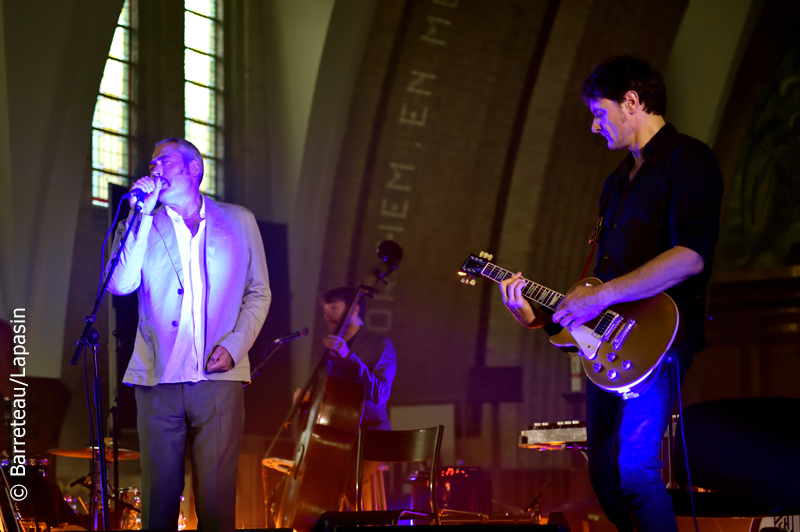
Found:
[185,0,223,198]
[92,0,135,207]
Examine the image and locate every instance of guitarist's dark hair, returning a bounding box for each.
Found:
[319,287,366,320]
[581,56,667,116]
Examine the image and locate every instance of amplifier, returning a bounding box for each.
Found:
[409,467,492,513]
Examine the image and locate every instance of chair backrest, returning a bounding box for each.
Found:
[355,426,444,517]
[673,397,800,492]
[359,426,443,463]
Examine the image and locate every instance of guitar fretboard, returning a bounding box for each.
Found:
[478,260,617,336]
[480,263,565,311]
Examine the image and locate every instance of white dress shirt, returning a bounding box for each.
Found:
[160,197,207,383]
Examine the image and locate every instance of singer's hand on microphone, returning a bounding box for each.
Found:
[323,335,350,359]
[129,176,163,214]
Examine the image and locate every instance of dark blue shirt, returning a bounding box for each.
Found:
[595,123,723,345]
[327,328,396,430]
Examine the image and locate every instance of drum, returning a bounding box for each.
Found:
[118,487,142,530]
[0,457,49,483]
[116,489,186,530]
[17,519,47,532]
[0,458,52,525]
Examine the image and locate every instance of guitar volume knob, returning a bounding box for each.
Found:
[607,369,618,380]
[621,360,632,371]
[606,352,616,362]
[592,363,603,373]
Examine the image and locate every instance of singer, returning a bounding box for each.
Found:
[319,286,396,510]
[106,138,271,531]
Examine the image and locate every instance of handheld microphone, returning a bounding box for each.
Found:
[128,188,149,204]
[127,176,165,205]
[272,327,309,345]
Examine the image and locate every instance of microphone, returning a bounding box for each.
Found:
[127,176,165,205]
[272,327,309,345]
[128,188,149,204]
[249,327,310,383]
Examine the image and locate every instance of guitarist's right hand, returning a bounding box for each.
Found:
[500,272,541,328]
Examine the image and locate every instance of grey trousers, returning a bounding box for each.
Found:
[135,381,244,532]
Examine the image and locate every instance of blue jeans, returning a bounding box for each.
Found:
[586,340,695,532]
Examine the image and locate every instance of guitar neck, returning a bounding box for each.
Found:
[479,262,565,311]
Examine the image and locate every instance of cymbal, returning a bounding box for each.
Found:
[48,447,140,461]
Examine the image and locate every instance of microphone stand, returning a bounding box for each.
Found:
[263,346,328,460]
[263,290,377,460]
[514,478,551,524]
[110,401,120,529]
[71,202,142,530]
[249,332,307,382]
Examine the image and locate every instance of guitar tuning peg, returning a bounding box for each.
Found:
[479,251,486,258]
[469,278,476,286]
[487,253,493,261]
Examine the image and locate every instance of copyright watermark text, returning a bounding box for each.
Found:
[8,308,29,501]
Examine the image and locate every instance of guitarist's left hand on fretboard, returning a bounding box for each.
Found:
[459,252,680,399]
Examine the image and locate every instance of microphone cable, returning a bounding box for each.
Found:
[675,356,699,532]
[98,196,129,299]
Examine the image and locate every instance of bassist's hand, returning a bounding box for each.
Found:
[323,335,350,359]
[500,272,541,328]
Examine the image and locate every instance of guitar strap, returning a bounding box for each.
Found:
[580,216,603,280]
[580,188,612,279]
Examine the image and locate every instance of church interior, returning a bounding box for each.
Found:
[1,0,799,530]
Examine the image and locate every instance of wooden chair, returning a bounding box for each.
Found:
[314,425,444,530]
[669,397,800,530]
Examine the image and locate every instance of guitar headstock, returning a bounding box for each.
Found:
[458,251,493,286]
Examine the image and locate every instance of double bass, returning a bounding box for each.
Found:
[272,241,402,531]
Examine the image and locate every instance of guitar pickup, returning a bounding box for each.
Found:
[600,313,623,342]
[593,311,622,342]
[612,319,636,350]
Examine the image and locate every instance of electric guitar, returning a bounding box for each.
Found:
[459,252,680,399]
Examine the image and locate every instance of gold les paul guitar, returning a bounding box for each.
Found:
[459,252,681,399]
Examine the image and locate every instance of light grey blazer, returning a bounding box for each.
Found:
[107,197,271,386]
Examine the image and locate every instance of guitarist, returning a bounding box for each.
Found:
[319,287,397,510]
[499,56,723,532]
